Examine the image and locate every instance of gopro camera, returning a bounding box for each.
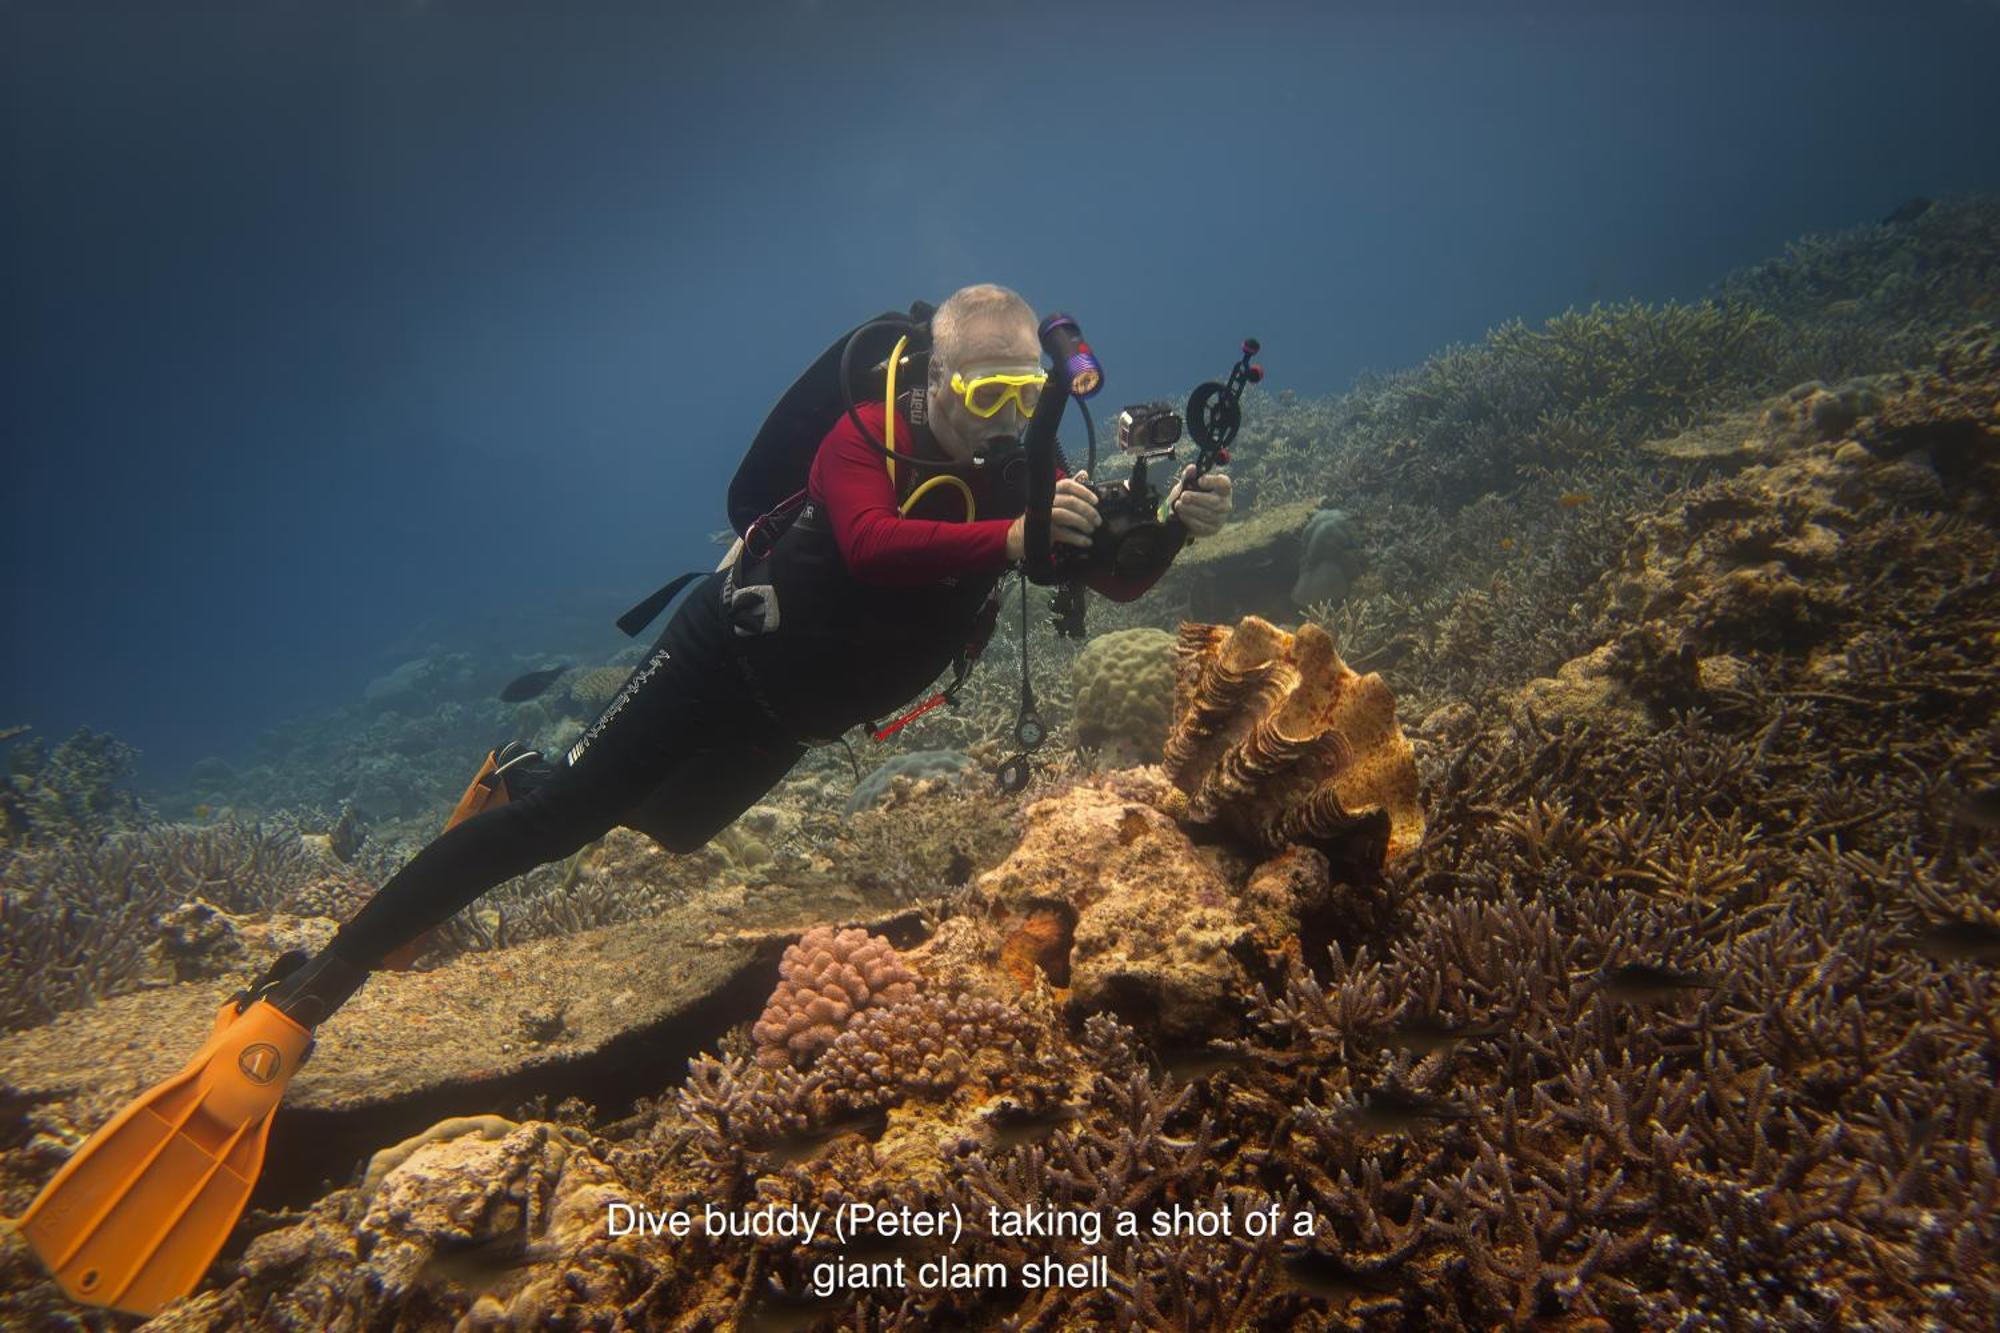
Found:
[1116,403,1183,457]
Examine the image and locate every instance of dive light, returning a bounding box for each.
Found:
[1038,313,1103,400]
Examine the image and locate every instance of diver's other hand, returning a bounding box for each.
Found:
[1168,466,1233,538]
[1006,473,1102,560]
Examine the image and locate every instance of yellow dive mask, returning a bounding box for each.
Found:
[949,369,1047,418]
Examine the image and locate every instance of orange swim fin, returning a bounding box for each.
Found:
[16,997,313,1316]
[443,745,516,829]
[381,742,542,971]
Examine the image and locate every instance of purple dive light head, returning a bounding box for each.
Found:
[1038,313,1103,399]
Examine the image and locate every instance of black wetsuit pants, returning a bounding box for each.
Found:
[329,573,807,968]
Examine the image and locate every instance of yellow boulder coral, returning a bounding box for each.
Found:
[1070,627,1177,766]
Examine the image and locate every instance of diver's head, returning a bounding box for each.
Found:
[926,283,1043,463]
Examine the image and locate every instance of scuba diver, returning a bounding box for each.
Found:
[17,284,1236,1315]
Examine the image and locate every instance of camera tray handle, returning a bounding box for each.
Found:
[1184,337,1264,482]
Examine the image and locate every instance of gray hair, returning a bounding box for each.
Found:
[930,284,1037,374]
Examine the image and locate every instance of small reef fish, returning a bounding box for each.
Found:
[1882,196,1933,226]
[738,1281,848,1333]
[1276,1250,1397,1305]
[1155,1043,1258,1083]
[1911,918,2000,965]
[498,666,570,703]
[1595,962,1718,1002]
[0,724,29,744]
[980,1104,1080,1151]
[417,1230,558,1295]
[751,1107,889,1165]
[1347,1087,1476,1134]
[1951,781,2000,832]
[1381,1013,1504,1057]
[1497,537,1515,551]
[1556,492,1592,509]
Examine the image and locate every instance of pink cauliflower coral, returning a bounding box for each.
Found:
[751,925,919,1068]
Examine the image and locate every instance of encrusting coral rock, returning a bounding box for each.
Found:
[751,925,919,1067]
[938,622,1425,1040]
[1291,506,1366,607]
[361,1114,518,1195]
[1162,615,1424,865]
[179,1119,634,1330]
[960,770,1329,1039]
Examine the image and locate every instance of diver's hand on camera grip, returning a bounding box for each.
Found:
[1005,474,1102,561]
[1051,474,1102,548]
[1169,465,1233,538]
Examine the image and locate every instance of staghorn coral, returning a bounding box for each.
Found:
[1,727,147,848]
[1069,626,1177,767]
[809,992,1047,1114]
[751,925,920,1068]
[0,818,364,1032]
[832,768,1025,906]
[1163,615,1424,865]
[1244,298,1784,514]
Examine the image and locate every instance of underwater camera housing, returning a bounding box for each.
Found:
[1069,401,1186,579]
[1054,407,1181,582]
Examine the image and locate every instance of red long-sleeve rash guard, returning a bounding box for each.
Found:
[807,400,1166,601]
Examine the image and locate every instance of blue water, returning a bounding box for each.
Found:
[7,0,2000,783]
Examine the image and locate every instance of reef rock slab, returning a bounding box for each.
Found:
[0,870,919,1211]
[1161,497,1323,622]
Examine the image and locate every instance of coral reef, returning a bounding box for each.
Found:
[1,727,148,848]
[1715,193,2000,381]
[562,664,633,715]
[1164,496,1322,623]
[1069,627,1176,766]
[751,925,920,1068]
[809,991,1049,1115]
[1252,298,1785,512]
[0,818,366,1032]
[6,206,1999,1333]
[963,771,1283,1040]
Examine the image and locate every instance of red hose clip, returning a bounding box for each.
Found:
[872,692,947,740]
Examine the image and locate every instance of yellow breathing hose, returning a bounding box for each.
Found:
[885,335,906,490]
[902,473,975,517]
[883,332,975,520]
